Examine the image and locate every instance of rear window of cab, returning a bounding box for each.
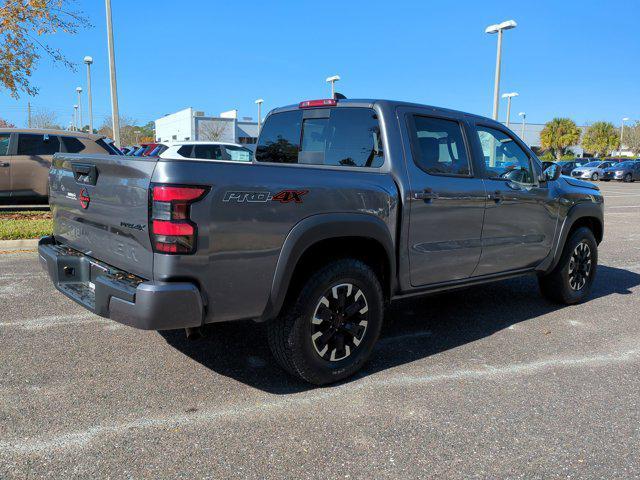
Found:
[255,107,384,168]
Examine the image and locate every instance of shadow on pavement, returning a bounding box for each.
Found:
[159,264,640,394]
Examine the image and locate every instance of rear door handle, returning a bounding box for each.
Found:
[413,189,437,201]
[0,162,9,168]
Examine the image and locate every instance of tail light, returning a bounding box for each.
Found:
[150,184,208,254]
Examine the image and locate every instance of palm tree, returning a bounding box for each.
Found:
[581,122,620,158]
[540,118,581,160]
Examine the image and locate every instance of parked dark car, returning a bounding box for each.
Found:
[601,160,640,182]
[557,160,587,176]
[39,98,604,384]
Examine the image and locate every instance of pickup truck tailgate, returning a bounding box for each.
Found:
[49,153,157,279]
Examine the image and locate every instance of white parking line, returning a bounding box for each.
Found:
[1,346,638,455]
[0,313,106,330]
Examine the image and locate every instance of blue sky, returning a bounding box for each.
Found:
[1,0,639,128]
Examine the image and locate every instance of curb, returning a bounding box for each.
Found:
[0,238,39,251]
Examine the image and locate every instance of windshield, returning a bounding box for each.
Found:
[617,161,635,168]
[583,161,600,167]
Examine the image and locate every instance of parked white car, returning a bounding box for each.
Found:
[570,160,616,181]
[159,141,253,162]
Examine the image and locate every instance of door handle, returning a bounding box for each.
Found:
[413,189,437,201]
[489,191,504,203]
[0,162,9,168]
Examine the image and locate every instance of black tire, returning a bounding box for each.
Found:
[624,173,632,183]
[538,227,597,305]
[591,172,598,181]
[267,259,384,385]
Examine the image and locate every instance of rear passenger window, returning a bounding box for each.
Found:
[61,136,86,154]
[224,145,252,162]
[94,138,121,155]
[409,116,470,176]
[255,110,302,164]
[17,133,60,155]
[256,108,384,168]
[194,144,223,160]
[177,145,193,157]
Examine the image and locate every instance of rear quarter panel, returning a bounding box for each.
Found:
[151,160,399,323]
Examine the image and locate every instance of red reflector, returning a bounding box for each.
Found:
[299,99,337,108]
[153,186,206,202]
[155,242,179,253]
[152,220,194,236]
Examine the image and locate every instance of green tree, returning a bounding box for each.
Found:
[582,121,620,157]
[623,121,640,155]
[539,118,581,160]
[138,121,155,139]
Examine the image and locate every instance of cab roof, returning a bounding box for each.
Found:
[0,127,104,140]
[269,98,497,124]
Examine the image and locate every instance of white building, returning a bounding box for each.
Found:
[155,108,259,147]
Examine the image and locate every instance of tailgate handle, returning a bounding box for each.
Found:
[71,163,98,186]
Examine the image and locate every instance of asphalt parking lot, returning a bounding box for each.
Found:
[1,181,640,479]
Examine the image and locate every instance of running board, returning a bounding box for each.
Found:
[392,268,536,301]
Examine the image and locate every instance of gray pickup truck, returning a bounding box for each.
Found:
[39,98,604,384]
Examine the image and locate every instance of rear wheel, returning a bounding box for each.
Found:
[538,227,597,304]
[267,259,384,385]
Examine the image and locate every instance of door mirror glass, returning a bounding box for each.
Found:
[543,163,561,182]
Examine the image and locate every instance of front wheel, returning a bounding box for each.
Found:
[591,172,599,181]
[624,173,633,183]
[267,259,384,385]
[538,227,598,304]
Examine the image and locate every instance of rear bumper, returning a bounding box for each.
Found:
[38,236,203,330]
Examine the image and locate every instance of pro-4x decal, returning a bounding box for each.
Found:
[223,190,308,204]
[272,190,308,203]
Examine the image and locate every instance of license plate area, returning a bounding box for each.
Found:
[49,243,145,313]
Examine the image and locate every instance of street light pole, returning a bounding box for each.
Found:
[502,92,518,127]
[518,112,526,141]
[492,29,503,120]
[326,75,340,98]
[105,0,121,147]
[76,87,83,131]
[84,56,94,133]
[73,105,79,131]
[486,20,517,120]
[620,117,630,156]
[255,98,264,132]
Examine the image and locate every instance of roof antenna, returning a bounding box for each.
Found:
[333,92,347,100]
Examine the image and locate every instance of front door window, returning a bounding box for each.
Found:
[476,126,534,185]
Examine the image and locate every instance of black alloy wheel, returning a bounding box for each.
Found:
[310,283,369,362]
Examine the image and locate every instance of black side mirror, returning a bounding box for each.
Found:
[543,163,561,182]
